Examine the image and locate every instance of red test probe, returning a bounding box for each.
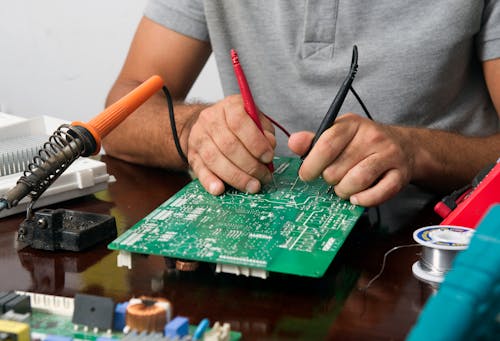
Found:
[231,49,274,172]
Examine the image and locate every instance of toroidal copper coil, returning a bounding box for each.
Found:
[126,296,172,333]
[176,259,199,271]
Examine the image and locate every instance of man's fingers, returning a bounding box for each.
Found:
[189,152,226,195]
[287,114,414,206]
[327,153,389,197]
[298,122,358,181]
[264,130,277,150]
[224,96,275,163]
[194,141,264,194]
[186,95,280,195]
[347,169,404,207]
[210,118,271,181]
[288,131,315,156]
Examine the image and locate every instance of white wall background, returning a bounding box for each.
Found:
[0,0,223,121]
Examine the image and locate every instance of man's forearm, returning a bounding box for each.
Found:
[396,126,500,191]
[103,80,208,170]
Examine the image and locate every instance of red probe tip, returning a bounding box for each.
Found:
[230,49,240,65]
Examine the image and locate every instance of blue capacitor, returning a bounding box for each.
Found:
[113,302,129,332]
[192,318,210,340]
[164,316,189,339]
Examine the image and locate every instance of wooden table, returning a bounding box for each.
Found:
[0,155,440,340]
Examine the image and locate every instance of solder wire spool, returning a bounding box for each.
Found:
[125,296,172,333]
[412,225,474,285]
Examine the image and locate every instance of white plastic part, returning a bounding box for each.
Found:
[203,321,231,341]
[412,261,444,285]
[117,250,132,269]
[215,264,268,279]
[0,112,26,126]
[413,225,474,250]
[155,300,172,323]
[15,291,74,316]
[0,114,115,218]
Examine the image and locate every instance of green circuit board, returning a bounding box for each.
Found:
[109,157,364,277]
[28,310,241,340]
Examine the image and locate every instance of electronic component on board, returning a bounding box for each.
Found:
[125,297,172,333]
[113,302,129,332]
[164,316,189,339]
[2,296,31,315]
[16,291,73,317]
[72,293,114,332]
[8,291,240,340]
[192,318,210,341]
[0,292,18,314]
[204,321,231,341]
[0,310,30,324]
[0,292,31,315]
[175,259,199,272]
[0,319,30,341]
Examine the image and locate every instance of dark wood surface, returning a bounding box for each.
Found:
[0,155,441,340]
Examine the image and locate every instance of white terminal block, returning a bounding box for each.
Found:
[204,321,231,341]
[215,263,268,279]
[16,291,74,316]
[0,113,115,218]
[117,250,133,269]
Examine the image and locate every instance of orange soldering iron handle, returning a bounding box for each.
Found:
[72,75,164,154]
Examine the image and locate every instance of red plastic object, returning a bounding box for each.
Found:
[434,201,453,218]
[231,49,274,172]
[440,161,500,228]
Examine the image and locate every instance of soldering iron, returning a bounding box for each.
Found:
[0,75,164,216]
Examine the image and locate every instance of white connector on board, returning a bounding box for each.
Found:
[15,291,74,317]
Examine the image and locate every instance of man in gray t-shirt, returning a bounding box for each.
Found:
[103,1,500,208]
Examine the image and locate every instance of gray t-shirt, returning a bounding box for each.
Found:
[145,0,500,156]
[143,1,500,230]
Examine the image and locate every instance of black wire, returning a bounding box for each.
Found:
[163,77,381,227]
[349,84,380,227]
[350,86,373,121]
[163,53,379,224]
[162,85,188,164]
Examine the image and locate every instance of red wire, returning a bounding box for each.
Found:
[263,113,290,137]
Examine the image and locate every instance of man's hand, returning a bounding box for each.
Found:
[184,94,276,195]
[288,113,416,207]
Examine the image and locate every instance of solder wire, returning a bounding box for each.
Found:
[359,243,420,291]
[411,226,473,284]
[361,238,464,291]
[419,246,460,276]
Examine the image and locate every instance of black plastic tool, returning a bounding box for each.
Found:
[18,208,117,251]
